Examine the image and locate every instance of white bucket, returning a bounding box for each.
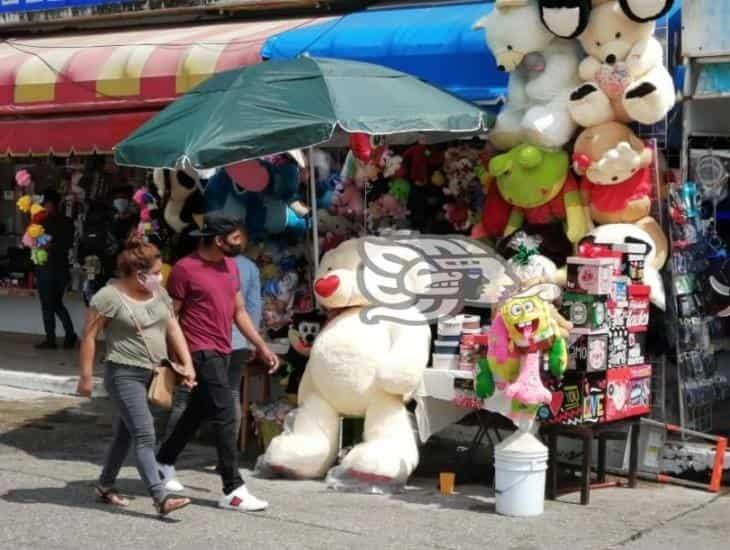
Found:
[494,432,548,517]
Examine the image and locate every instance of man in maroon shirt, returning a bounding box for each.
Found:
[157,214,279,512]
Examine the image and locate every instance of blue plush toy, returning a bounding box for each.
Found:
[202,161,309,239]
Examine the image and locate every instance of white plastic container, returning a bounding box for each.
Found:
[438,317,462,337]
[432,354,459,370]
[460,314,481,330]
[494,431,548,517]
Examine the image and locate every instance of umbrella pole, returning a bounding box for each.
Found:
[309,147,320,272]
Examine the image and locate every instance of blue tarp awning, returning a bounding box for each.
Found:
[261,1,507,104]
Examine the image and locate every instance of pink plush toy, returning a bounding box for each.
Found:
[329,179,364,219]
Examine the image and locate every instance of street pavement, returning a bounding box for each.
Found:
[0,385,727,550]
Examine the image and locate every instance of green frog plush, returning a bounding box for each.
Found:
[486,144,589,243]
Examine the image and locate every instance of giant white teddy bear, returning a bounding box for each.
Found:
[568,1,675,127]
[262,238,431,485]
[474,0,580,151]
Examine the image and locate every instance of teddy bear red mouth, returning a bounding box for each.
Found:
[315,275,340,298]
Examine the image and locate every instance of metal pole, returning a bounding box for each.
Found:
[309,147,320,271]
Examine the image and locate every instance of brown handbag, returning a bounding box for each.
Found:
[115,287,184,409]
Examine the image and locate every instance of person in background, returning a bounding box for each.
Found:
[78,237,195,516]
[156,214,279,513]
[35,189,77,350]
[225,237,262,464]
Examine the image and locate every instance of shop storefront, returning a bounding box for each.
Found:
[0,18,316,334]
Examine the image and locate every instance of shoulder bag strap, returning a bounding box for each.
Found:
[112,286,159,366]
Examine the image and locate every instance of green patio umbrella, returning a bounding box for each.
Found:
[114,56,490,170]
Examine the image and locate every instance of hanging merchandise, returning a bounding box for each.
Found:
[573,122,654,224]
[566,1,676,127]
[484,144,590,244]
[15,172,52,266]
[281,311,327,395]
[473,0,580,150]
[132,187,159,240]
[535,0,675,39]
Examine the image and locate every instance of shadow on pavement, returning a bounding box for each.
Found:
[0,479,177,522]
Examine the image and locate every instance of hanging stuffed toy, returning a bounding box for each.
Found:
[535,0,675,39]
[567,1,676,127]
[15,175,53,266]
[573,122,653,224]
[132,187,158,239]
[475,283,570,430]
[473,0,580,150]
[484,144,589,243]
[401,140,444,186]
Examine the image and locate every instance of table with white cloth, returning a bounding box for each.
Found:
[413,368,518,443]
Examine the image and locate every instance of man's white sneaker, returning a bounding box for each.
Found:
[158,464,185,493]
[219,485,268,512]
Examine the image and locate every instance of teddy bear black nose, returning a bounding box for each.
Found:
[605,54,617,65]
[497,65,506,72]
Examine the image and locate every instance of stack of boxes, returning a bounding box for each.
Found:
[541,243,653,425]
[432,314,487,371]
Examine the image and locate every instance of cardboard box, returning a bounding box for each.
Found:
[561,292,608,331]
[566,257,614,295]
[627,332,646,366]
[608,303,628,330]
[539,372,607,425]
[608,327,629,368]
[569,329,609,372]
[605,365,652,422]
[627,284,650,333]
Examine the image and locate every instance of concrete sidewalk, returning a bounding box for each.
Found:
[0,388,727,550]
[0,332,106,397]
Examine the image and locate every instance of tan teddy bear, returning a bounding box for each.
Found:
[568,1,675,127]
[572,121,653,224]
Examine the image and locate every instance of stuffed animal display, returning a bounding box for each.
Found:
[474,0,580,150]
[573,122,653,224]
[282,311,326,395]
[483,144,590,243]
[262,238,431,484]
[568,1,676,127]
[475,283,570,430]
[536,0,674,39]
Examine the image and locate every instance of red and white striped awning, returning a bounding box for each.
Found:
[0,18,316,155]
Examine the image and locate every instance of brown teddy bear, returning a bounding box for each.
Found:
[572,121,652,225]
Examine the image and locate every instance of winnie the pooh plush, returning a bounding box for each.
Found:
[483,144,589,243]
[473,0,580,150]
[262,239,431,483]
[573,121,653,224]
[568,1,675,127]
[536,0,674,39]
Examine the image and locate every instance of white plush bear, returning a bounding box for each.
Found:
[263,238,431,483]
[568,1,675,127]
[474,0,581,151]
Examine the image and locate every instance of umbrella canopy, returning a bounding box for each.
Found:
[114,56,490,170]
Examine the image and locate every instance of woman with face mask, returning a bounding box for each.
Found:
[77,236,196,517]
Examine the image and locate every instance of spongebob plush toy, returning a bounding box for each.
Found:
[476,283,569,429]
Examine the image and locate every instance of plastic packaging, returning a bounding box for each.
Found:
[325,465,406,495]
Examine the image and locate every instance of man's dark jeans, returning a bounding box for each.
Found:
[35,266,75,342]
[157,350,244,495]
